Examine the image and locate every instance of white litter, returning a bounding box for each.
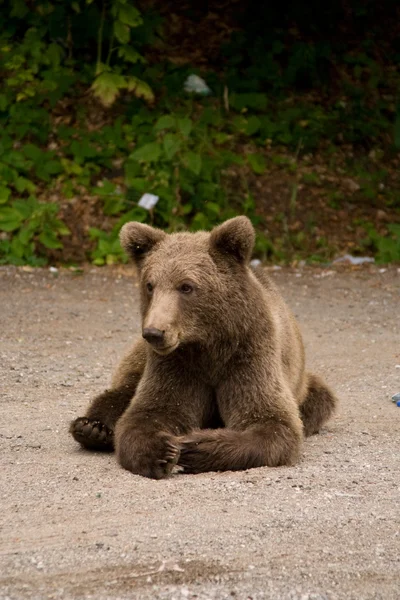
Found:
[49,266,58,273]
[332,254,374,265]
[184,74,211,95]
[250,259,262,268]
[138,193,159,210]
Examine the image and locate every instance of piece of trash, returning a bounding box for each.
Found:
[250,259,262,268]
[49,266,58,273]
[138,193,159,211]
[184,74,211,96]
[392,392,400,403]
[332,254,374,266]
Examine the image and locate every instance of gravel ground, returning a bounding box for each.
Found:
[0,264,399,600]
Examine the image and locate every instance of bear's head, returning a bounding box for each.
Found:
[120,217,256,355]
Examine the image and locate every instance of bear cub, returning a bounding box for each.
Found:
[70,216,337,479]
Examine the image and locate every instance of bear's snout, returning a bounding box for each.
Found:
[142,326,179,355]
[142,327,165,346]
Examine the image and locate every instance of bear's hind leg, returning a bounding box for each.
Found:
[70,339,147,452]
[70,387,134,451]
[300,373,337,437]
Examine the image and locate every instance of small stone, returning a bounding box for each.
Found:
[344,178,360,193]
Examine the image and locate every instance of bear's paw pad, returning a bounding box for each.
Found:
[70,417,114,451]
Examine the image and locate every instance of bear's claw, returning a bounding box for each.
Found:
[156,440,180,476]
[70,417,114,451]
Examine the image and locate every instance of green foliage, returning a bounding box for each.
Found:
[0,0,152,110]
[363,224,400,263]
[0,1,399,266]
[89,103,267,264]
[124,106,263,232]
[0,196,69,265]
[89,207,147,265]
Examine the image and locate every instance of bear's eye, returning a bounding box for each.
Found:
[146,282,154,293]
[179,283,193,294]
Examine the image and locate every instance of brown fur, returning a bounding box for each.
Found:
[70,216,338,478]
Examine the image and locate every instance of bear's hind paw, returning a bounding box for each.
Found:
[70,417,114,452]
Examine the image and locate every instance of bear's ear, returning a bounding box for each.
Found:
[120,222,166,266]
[209,216,255,264]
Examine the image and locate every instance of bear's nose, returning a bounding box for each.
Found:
[142,327,165,346]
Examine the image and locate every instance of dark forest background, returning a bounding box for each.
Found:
[0,0,399,265]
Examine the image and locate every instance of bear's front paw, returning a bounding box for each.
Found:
[116,428,181,479]
[70,417,114,452]
[177,431,220,474]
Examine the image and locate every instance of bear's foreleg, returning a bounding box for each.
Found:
[179,367,304,474]
[115,360,213,479]
[178,419,301,474]
[69,339,147,451]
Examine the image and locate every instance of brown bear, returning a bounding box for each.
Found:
[70,216,337,479]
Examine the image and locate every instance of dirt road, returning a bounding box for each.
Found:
[1,264,399,600]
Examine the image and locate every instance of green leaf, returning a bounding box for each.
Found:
[12,197,36,220]
[10,236,26,259]
[205,202,221,218]
[57,224,70,236]
[91,72,125,107]
[114,21,130,44]
[154,115,175,131]
[230,93,268,112]
[118,4,142,27]
[191,212,209,231]
[18,222,36,245]
[118,46,143,64]
[125,76,154,103]
[0,94,8,111]
[10,0,29,18]
[0,207,24,232]
[94,180,117,196]
[0,185,11,204]
[247,153,266,174]
[130,142,161,162]
[14,177,36,194]
[246,116,262,136]
[38,230,62,249]
[177,117,192,137]
[23,144,42,162]
[163,134,181,160]
[185,152,202,175]
[126,177,148,193]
